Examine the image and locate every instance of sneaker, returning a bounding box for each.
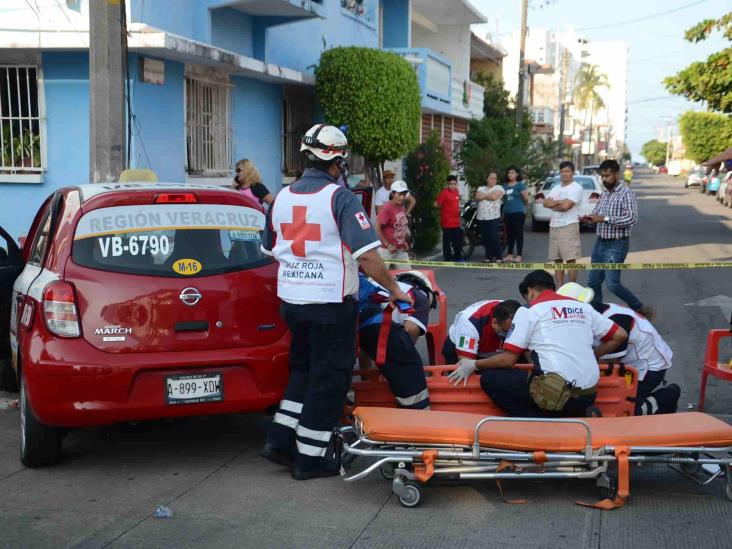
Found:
[636,306,656,323]
[654,383,681,414]
[585,405,603,418]
[291,460,340,481]
[260,443,294,468]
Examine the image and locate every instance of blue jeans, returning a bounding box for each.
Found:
[587,238,642,310]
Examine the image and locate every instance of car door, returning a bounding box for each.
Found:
[0,226,24,390]
[9,195,58,380]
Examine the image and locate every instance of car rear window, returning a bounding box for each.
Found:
[72,203,269,277]
[542,176,597,191]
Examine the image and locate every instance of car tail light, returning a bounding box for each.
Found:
[154,193,197,204]
[42,281,81,338]
[534,193,545,201]
[588,192,601,202]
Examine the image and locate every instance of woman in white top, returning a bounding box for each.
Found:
[475,171,505,263]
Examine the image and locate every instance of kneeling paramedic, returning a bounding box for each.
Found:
[357,272,432,409]
[557,283,680,415]
[448,270,628,417]
[261,124,412,480]
[443,299,511,364]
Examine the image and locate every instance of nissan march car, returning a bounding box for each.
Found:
[9,182,290,466]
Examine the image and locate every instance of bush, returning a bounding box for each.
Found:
[405,133,450,254]
[641,139,667,166]
[315,47,421,182]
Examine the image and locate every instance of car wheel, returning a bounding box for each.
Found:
[0,359,18,392]
[19,373,62,467]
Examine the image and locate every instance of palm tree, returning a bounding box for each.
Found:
[573,64,610,164]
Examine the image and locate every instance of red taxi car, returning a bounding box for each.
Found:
[9,183,290,466]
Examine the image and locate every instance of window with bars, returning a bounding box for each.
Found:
[1,66,44,176]
[185,77,232,177]
[282,95,313,177]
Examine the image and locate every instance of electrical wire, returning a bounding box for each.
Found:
[576,0,710,31]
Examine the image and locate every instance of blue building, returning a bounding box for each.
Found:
[0,0,486,240]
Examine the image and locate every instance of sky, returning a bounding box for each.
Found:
[470,0,729,159]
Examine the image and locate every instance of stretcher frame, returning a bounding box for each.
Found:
[337,415,732,508]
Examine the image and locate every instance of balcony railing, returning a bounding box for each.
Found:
[387,48,452,112]
[530,107,554,126]
[450,78,484,120]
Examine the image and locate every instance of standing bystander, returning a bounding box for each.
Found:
[582,159,655,320]
[375,170,416,216]
[475,171,505,263]
[376,180,412,267]
[435,175,463,262]
[501,166,529,262]
[543,161,583,286]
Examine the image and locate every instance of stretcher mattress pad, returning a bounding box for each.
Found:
[354,407,732,452]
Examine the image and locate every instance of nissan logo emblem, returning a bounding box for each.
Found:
[179,287,202,306]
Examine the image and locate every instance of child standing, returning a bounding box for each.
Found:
[435,175,463,262]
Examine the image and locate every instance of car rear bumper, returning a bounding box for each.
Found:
[23,333,291,427]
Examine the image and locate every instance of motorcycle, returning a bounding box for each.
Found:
[460,200,507,261]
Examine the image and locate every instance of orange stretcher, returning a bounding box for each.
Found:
[337,407,732,508]
[345,363,638,421]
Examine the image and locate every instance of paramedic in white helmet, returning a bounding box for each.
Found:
[260,124,412,480]
[557,283,680,415]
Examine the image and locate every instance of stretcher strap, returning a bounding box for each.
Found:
[413,449,438,483]
[375,306,393,367]
[576,446,631,510]
[495,460,528,505]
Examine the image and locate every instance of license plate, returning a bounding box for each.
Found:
[165,373,223,405]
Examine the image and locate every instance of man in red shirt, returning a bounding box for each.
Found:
[435,175,462,261]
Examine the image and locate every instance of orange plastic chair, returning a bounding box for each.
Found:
[390,269,448,365]
[698,329,732,412]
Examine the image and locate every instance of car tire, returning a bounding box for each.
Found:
[531,218,545,232]
[19,373,62,468]
[0,359,18,392]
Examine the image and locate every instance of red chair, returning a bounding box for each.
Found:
[390,269,448,365]
[698,329,732,412]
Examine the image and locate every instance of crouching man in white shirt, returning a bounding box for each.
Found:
[448,270,628,417]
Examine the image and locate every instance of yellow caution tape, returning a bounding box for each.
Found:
[387,259,732,270]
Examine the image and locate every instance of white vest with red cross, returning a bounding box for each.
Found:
[271,183,348,304]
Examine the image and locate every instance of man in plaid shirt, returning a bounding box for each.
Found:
[582,159,655,321]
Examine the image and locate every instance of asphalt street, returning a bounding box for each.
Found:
[1,170,731,548]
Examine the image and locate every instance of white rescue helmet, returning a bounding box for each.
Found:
[556,282,594,303]
[300,124,349,162]
[396,270,433,292]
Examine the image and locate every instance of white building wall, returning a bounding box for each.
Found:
[584,41,629,146]
[412,24,473,84]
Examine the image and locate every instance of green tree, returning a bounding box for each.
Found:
[573,64,609,162]
[404,133,450,254]
[460,74,533,189]
[664,13,732,113]
[315,47,421,184]
[678,111,732,163]
[640,139,667,166]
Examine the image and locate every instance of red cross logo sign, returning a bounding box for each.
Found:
[280,205,322,257]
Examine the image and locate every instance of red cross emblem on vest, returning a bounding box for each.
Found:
[281,205,322,258]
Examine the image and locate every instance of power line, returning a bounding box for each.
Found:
[576,0,710,31]
[627,95,686,104]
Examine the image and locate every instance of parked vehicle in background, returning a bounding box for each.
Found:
[667,160,682,177]
[686,168,705,188]
[705,171,721,195]
[725,174,732,208]
[718,172,731,204]
[460,200,506,260]
[581,165,599,176]
[658,166,668,174]
[9,182,295,467]
[531,175,603,231]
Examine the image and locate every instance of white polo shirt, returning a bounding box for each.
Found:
[504,291,619,389]
[548,181,583,228]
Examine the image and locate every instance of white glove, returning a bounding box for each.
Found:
[447,359,477,386]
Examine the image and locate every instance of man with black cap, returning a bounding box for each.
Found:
[448,270,628,417]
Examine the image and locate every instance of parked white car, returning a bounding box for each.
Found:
[531,175,603,231]
[717,172,731,204]
[686,168,705,187]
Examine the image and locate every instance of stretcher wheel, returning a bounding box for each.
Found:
[681,462,702,475]
[380,463,395,480]
[726,483,732,503]
[597,474,617,500]
[398,481,423,508]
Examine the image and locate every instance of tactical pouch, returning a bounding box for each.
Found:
[529,372,572,411]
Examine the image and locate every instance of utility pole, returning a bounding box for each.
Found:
[89,0,126,183]
[557,47,569,160]
[515,0,529,124]
[665,124,672,166]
